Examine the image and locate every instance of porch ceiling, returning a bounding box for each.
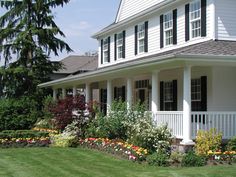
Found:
[39,40,236,88]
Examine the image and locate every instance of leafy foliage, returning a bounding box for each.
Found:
[227,137,236,151]
[0,130,49,139]
[146,151,170,166]
[195,128,222,155]
[181,151,206,167]
[0,97,38,131]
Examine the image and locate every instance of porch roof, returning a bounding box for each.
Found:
[39,40,236,88]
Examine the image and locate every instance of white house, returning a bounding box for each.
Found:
[39,0,236,145]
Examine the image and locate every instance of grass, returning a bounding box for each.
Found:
[0,148,235,177]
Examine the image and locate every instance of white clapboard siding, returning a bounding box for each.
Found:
[215,0,236,40]
[117,0,164,22]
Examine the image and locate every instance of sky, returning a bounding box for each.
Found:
[0,0,120,61]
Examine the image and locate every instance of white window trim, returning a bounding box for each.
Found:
[189,0,201,39]
[103,37,109,64]
[117,32,124,60]
[164,11,173,47]
[137,22,145,54]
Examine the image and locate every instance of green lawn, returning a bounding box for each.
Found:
[0,148,235,177]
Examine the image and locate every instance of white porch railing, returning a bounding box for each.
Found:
[153,111,183,139]
[153,111,236,140]
[191,112,236,139]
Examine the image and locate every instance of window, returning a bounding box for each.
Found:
[191,78,201,101]
[164,82,173,109]
[190,0,201,38]
[138,23,145,53]
[117,32,124,59]
[164,12,173,46]
[103,37,109,63]
[135,80,149,89]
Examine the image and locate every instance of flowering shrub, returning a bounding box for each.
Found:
[78,138,148,161]
[50,134,78,148]
[195,128,222,155]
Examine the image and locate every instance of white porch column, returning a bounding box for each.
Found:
[151,70,159,113]
[127,77,133,110]
[53,88,57,101]
[181,66,194,145]
[62,88,66,99]
[72,86,77,97]
[85,83,91,103]
[107,80,112,112]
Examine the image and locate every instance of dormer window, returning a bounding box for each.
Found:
[138,23,145,53]
[190,0,201,38]
[164,12,173,46]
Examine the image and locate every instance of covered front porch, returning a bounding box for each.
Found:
[40,58,236,144]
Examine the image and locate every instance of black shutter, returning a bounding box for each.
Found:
[160,81,164,111]
[101,39,103,64]
[122,86,126,102]
[201,0,207,37]
[173,9,177,45]
[114,34,117,61]
[201,76,207,111]
[185,4,190,41]
[114,87,117,100]
[144,21,148,52]
[160,15,164,48]
[135,25,138,55]
[122,30,126,58]
[107,36,110,62]
[173,80,178,111]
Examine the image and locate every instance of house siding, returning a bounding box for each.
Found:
[99,0,214,68]
[117,0,164,22]
[215,0,236,40]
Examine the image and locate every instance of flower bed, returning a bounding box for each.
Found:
[32,127,59,134]
[208,150,236,164]
[78,138,148,161]
[0,130,51,148]
[0,137,50,148]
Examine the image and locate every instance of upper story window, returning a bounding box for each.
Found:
[164,12,173,46]
[135,21,148,55]
[117,32,124,59]
[103,37,109,63]
[190,0,201,38]
[138,23,145,53]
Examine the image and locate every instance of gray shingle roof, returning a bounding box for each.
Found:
[55,55,98,74]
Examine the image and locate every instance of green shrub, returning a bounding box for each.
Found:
[0,97,38,131]
[181,151,206,167]
[227,136,236,151]
[0,130,49,139]
[195,128,222,155]
[169,151,184,164]
[146,152,170,166]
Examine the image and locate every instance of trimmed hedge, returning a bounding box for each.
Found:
[0,130,49,139]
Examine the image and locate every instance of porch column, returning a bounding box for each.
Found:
[53,88,57,101]
[72,86,77,97]
[151,70,159,113]
[85,83,91,103]
[127,77,133,109]
[181,66,194,145]
[62,88,66,99]
[107,79,112,112]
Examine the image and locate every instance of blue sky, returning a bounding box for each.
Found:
[52,0,120,60]
[0,0,120,61]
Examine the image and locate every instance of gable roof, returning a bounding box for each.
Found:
[39,40,236,88]
[54,55,98,74]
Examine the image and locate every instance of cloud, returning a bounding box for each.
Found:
[62,21,91,37]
